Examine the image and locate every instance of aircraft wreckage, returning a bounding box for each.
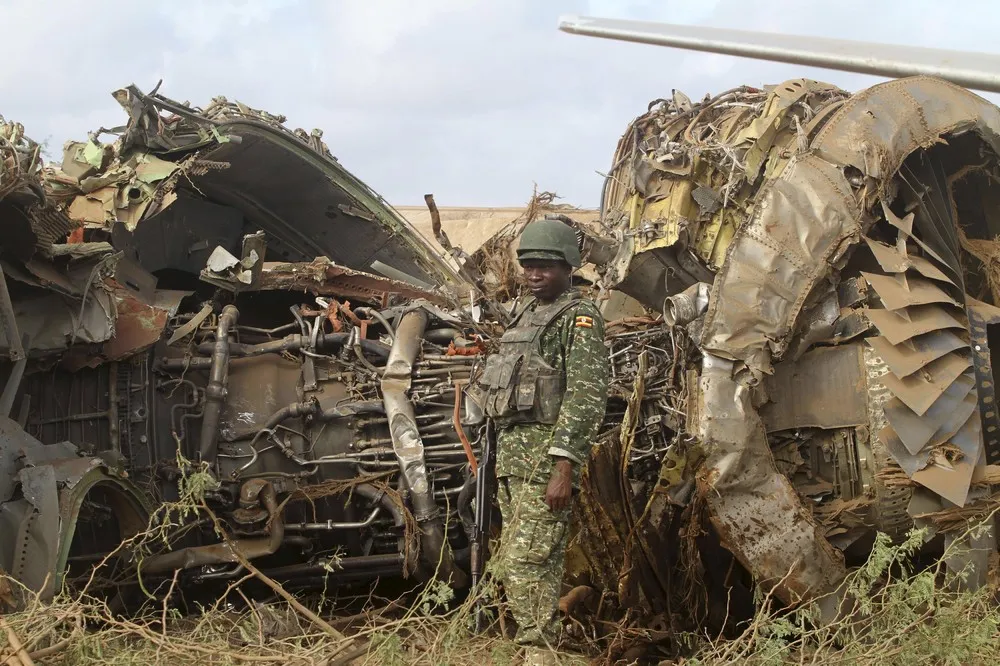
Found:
[2,72,1000,641]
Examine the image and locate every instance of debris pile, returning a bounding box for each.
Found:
[3,73,1000,664]
[0,85,482,614]
[553,76,1000,641]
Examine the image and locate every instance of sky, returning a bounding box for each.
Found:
[2,0,999,208]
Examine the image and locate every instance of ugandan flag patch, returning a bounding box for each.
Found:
[575,315,594,329]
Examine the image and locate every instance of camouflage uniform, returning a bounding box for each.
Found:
[491,288,608,646]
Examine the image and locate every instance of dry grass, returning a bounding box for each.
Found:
[7,518,1000,666]
[5,522,1000,665]
[4,454,1000,665]
[682,519,1000,666]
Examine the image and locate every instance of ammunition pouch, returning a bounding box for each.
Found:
[476,295,580,427]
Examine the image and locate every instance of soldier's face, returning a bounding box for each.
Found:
[521,260,572,302]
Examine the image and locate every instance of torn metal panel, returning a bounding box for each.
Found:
[698,354,846,603]
[761,344,869,432]
[46,84,468,300]
[102,288,187,360]
[200,232,266,291]
[0,287,115,355]
[699,153,861,370]
[813,77,1000,183]
[259,259,446,305]
[881,424,932,477]
[12,464,60,597]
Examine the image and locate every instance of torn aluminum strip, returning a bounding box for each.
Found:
[864,304,966,345]
[883,373,976,455]
[878,351,972,416]
[167,303,212,346]
[865,329,967,379]
[912,410,982,507]
[864,236,954,284]
[861,272,961,310]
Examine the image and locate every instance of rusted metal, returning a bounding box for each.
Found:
[102,288,170,360]
[142,479,283,576]
[452,381,478,476]
[259,259,445,304]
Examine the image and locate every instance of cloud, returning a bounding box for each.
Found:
[2,0,999,207]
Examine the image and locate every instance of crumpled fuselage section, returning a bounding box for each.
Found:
[564,76,1000,627]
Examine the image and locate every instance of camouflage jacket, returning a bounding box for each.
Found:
[495,289,609,487]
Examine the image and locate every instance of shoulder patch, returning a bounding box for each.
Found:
[575,315,594,329]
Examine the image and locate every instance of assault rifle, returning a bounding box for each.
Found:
[471,418,497,633]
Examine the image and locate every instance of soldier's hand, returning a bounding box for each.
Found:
[545,459,574,512]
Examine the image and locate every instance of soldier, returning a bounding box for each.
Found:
[478,219,609,655]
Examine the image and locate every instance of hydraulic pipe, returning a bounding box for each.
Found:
[193,333,391,359]
[198,305,239,465]
[285,506,382,531]
[558,15,1000,95]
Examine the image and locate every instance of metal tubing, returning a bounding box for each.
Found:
[558,15,1000,95]
[354,307,397,344]
[664,282,711,326]
[380,308,466,586]
[142,479,283,575]
[263,553,405,579]
[263,400,319,429]
[198,305,239,465]
[191,332,390,359]
[318,401,385,420]
[285,506,382,531]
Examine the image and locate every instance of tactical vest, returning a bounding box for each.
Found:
[477,291,583,427]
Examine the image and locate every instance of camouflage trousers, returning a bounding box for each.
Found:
[495,476,570,647]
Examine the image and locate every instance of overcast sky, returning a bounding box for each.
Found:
[3,0,998,208]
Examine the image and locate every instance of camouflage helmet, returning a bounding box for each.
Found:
[516,219,582,268]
